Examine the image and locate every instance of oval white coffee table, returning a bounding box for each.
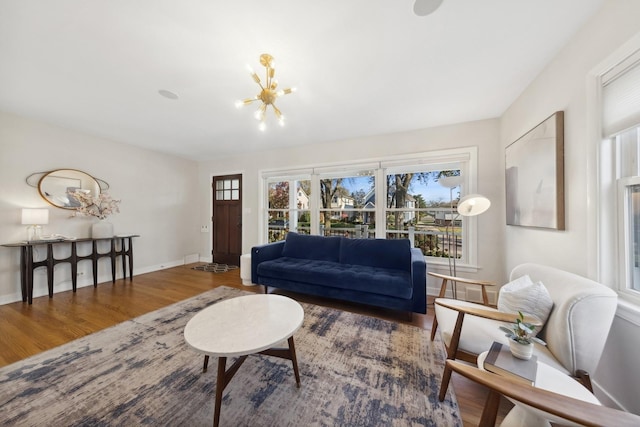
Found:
[184,294,304,427]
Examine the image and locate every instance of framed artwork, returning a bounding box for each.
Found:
[505,111,565,230]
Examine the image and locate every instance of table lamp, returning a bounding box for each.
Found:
[21,208,49,241]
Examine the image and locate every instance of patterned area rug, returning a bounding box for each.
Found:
[192,262,238,273]
[0,287,461,426]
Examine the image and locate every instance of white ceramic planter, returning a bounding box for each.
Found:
[92,221,114,239]
[509,339,534,360]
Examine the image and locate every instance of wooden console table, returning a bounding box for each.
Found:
[1,235,139,304]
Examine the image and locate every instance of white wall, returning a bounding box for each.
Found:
[0,111,201,304]
[197,118,505,291]
[500,0,640,414]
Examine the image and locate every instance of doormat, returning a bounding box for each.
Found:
[192,263,238,273]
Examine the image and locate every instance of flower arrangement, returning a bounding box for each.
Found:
[499,311,546,345]
[70,191,121,220]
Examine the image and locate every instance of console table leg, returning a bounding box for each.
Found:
[46,244,54,298]
[128,237,134,280]
[92,241,98,287]
[120,238,127,279]
[19,247,27,302]
[71,242,78,292]
[110,240,116,283]
[26,246,34,304]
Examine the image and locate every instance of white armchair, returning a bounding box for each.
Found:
[433,263,618,401]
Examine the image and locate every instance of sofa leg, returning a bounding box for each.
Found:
[263,285,269,294]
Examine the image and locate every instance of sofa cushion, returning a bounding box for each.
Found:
[498,275,554,326]
[281,232,341,262]
[339,238,411,271]
[257,257,413,299]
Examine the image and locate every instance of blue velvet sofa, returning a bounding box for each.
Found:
[251,232,427,314]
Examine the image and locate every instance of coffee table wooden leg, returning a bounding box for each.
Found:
[259,337,302,388]
[203,355,209,372]
[214,357,226,427]
[212,355,248,427]
[288,336,301,387]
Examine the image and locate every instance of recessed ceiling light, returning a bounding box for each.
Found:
[413,0,443,16]
[158,89,179,100]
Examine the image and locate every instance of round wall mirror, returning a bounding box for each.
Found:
[38,169,101,209]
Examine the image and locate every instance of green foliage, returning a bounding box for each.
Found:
[499,311,546,345]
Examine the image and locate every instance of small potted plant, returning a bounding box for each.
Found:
[499,311,546,360]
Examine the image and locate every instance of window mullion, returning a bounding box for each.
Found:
[375,168,385,238]
[310,173,320,235]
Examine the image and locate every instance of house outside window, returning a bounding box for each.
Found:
[266,178,311,241]
[261,147,480,267]
[318,171,375,238]
[384,170,461,260]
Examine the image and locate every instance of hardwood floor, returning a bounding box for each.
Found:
[0,264,510,426]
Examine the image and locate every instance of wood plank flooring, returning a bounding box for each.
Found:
[0,264,510,426]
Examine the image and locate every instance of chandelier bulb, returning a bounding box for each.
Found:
[234,100,243,109]
[259,122,266,132]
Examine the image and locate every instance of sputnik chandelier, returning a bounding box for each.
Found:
[235,53,296,131]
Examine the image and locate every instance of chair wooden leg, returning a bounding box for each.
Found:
[439,363,453,402]
[438,311,465,401]
[430,317,438,341]
[576,370,594,393]
[478,389,501,427]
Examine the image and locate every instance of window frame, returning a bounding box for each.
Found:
[589,31,640,321]
[617,175,640,306]
[259,147,483,269]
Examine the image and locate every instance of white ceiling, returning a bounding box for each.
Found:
[0,0,605,161]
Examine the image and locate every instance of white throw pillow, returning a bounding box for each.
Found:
[497,275,554,326]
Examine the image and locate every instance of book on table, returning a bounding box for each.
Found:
[483,341,537,386]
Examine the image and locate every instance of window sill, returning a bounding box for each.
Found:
[616,298,640,326]
[426,258,482,274]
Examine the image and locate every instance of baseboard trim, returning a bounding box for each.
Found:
[0,258,187,306]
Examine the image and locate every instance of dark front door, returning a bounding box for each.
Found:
[212,174,242,266]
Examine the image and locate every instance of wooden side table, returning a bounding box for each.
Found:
[1,235,139,304]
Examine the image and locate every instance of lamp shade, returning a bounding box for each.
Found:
[438,175,463,189]
[457,194,491,217]
[21,208,49,225]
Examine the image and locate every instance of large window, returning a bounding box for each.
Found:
[597,43,640,306]
[261,147,481,267]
